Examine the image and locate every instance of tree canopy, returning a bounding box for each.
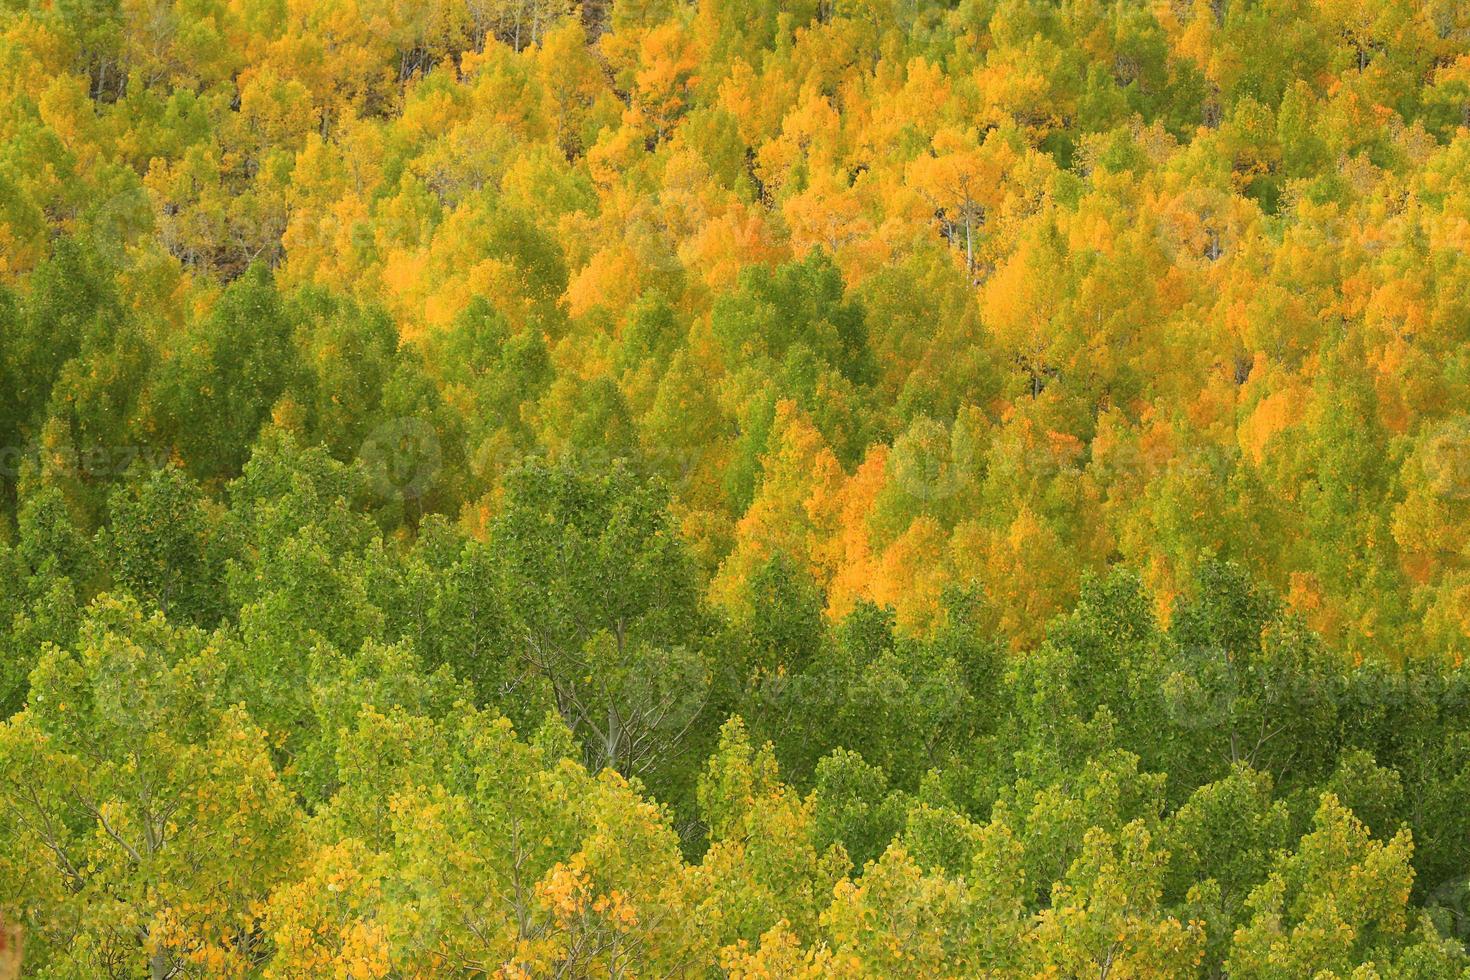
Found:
[3,0,1470,975]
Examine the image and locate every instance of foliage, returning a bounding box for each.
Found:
[2,0,1470,973]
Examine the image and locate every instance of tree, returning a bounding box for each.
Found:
[822,844,986,977]
[0,596,302,978]
[810,748,904,869]
[101,464,226,625]
[1226,794,1447,978]
[266,702,707,977]
[1165,765,1292,970]
[152,265,294,485]
[711,399,844,614]
[694,718,849,950]
[711,251,876,393]
[907,126,1016,281]
[489,458,709,778]
[1025,823,1204,977]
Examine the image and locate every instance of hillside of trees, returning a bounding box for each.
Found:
[2,0,1470,975]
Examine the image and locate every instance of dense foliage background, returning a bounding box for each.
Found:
[2,0,1470,975]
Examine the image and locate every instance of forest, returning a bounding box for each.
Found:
[2,0,1470,975]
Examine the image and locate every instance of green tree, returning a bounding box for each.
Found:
[489,458,709,778]
[101,464,227,625]
[153,265,293,485]
[0,596,303,978]
[1226,793,1459,977]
